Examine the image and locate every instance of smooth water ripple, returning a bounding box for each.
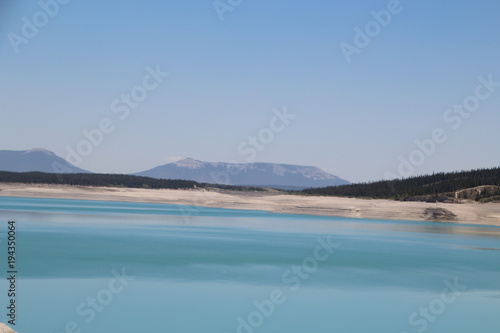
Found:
[0,196,498,333]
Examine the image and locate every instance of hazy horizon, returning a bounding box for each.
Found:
[1,0,499,182]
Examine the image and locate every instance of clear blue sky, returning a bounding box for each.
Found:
[1,0,499,182]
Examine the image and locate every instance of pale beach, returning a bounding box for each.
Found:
[1,183,499,226]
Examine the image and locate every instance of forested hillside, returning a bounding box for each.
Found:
[0,171,265,191]
[302,167,500,201]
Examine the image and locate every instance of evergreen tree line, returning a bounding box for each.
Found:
[2,167,499,199]
[0,171,265,191]
[301,167,500,199]
[0,171,199,189]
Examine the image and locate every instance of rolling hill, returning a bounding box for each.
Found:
[0,149,90,173]
[134,158,349,190]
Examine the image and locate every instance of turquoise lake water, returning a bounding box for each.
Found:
[0,196,499,332]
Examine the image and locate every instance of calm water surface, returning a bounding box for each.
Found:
[0,196,499,333]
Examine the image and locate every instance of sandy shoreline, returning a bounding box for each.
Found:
[1,183,500,226]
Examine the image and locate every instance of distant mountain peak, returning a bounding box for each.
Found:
[0,148,91,174]
[174,158,205,169]
[24,148,55,155]
[135,159,349,190]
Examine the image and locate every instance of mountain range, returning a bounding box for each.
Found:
[0,149,90,174]
[134,158,349,189]
[0,149,349,189]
